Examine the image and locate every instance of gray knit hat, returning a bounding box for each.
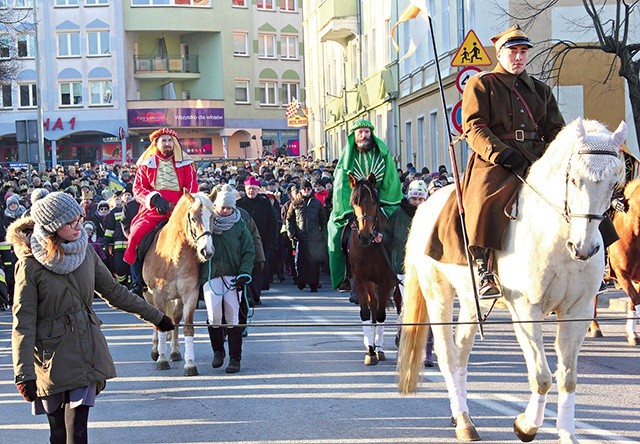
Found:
[211,184,237,209]
[32,191,83,234]
[31,188,50,203]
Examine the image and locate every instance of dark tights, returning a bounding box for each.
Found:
[46,404,90,444]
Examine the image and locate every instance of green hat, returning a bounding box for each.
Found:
[350,119,375,134]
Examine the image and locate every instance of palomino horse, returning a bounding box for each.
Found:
[144,192,215,376]
[606,178,640,344]
[397,118,626,443]
[348,173,401,365]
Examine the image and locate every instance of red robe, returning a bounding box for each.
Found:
[123,153,198,265]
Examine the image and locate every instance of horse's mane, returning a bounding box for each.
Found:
[536,119,624,183]
[623,178,640,203]
[156,193,212,257]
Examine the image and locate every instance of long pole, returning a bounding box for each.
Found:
[33,1,45,173]
[427,14,484,339]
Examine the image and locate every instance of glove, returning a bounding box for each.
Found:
[611,195,628,213]
[16,380,37,402]
[151,194,171,215]
[499,149,527,173]
[233,276,250,290]
[155,314,175,332]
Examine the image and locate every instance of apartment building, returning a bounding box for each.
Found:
[0,0,306,167]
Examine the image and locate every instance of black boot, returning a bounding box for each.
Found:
[207,326,226,368]
[472,247,501,299]
[226,327,242,373]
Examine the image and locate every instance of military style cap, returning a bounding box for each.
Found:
[350,119,375,134]
[491,24,533,51]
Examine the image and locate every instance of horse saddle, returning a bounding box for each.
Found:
[340,215,356,256]
[136,219,169,263]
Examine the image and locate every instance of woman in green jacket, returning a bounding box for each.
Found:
[201,185,255,373]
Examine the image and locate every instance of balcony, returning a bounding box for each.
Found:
[133,55,200,80]
[318,0,357,46]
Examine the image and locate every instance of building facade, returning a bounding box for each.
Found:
[0,0,306,168]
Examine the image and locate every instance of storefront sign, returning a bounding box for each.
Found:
[128,108,225,128]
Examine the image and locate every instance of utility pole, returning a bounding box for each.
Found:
[33,1,46,173]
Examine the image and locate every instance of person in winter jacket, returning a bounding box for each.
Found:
[200,185,255,373]
[9,191,174,444]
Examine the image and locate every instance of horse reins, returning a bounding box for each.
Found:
[514,149,618,224]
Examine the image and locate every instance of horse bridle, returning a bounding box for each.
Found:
[516,148,619,224]
[187,212,212,243]
[352,184,379,235]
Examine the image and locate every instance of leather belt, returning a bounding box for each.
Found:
[496,130,541,142]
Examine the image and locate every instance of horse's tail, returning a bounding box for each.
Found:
[396,261,428,394]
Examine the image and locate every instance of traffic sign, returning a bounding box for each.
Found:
[451,30,492,67]
[456,66,482,94]
[451,100,463,134]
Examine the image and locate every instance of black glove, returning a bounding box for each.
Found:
[16,380,37,402]
[233,276,250,290]
[151,194,171,215]
[155,314,175,332]
[611,195,629,213]
[499,149,527,173]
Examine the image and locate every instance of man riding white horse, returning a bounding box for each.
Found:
[425,24,618,298]
[124,127,199,296]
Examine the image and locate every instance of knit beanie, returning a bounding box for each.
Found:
[31,188,50,203]
[212,184,237,209]
[407,180,428,199]
[31,191,83,234]
[6,194,20,207]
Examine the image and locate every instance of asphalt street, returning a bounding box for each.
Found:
[0,276,638,444]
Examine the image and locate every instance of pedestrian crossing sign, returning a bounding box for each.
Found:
[451,30,492,67]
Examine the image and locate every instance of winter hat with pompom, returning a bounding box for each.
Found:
[31,191,83,234]
[31,188,50,204]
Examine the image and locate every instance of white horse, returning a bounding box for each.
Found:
[397,118,626,443]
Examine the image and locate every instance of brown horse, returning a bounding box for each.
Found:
[348,173,401,365]
[603,178,640,345]
[144,192,215,375]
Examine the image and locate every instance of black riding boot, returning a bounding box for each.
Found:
[130,258,145,297]
[471,247,501,299]
[226,327,242,373]
[207,326,226,368]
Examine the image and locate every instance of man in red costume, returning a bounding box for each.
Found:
[124,127,198,295]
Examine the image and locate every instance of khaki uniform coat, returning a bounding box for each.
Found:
[426,65,565,264]
[10,218,165,397]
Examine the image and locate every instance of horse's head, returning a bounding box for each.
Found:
[349,172,380,246]
[180,192,215,261]
[562,118,626,261]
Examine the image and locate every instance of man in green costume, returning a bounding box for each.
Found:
[327,119,403,289]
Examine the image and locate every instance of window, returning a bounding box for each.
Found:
[87,30,110,56]
[280,0,296,11]
[281,35,298,59]
[1,84,11,108]
[234,80,249,104]
[283,82,298,105]
[0,34,9,59]
[57,32,81,57]
[232,0,246,6]
[60,81,82,106]
[17,33,35,58]
[86,0,109,4]
[233,32,248,56]
[89,80,112,105]
[132,0,210,5]
[258,33,276,58]
[259,81,277,105]
[55,0,79,6]
[257,0,275,10]
[15,0,34,8]
[19,83,36,108]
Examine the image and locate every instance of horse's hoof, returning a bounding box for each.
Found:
[453,412,481,442]
[513,413,538,442]
[170,351,183,362]
[588,328,604,338]
[558,430,580,444]
[156,360,171,371]
[627,333,640,345]
[184,366,199,377]
[151,350,159,361]
[376,350,386,361]
[364,353,378,366]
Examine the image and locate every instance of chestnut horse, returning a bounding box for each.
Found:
[144,192,215,376]
[605,178,640,344]
[348,173,401,365]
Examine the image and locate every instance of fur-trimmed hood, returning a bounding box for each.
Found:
[7,216,35,259]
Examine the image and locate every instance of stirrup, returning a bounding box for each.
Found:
[478,271,502,300]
